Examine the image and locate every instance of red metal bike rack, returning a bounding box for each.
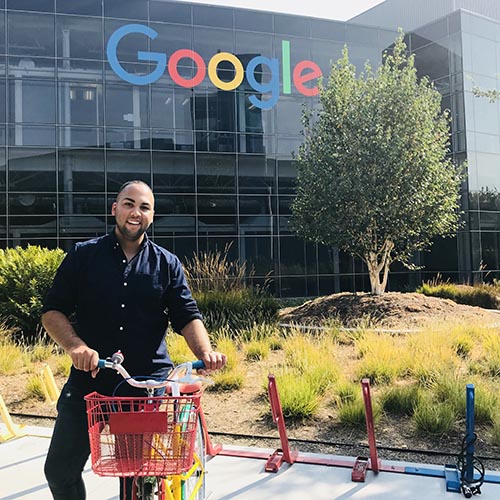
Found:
[198,404,223,456]
[352,379,381,482]
[265,374,298,472]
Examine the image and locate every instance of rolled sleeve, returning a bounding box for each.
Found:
[164,257,202,333]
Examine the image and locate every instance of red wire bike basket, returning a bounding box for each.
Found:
[84,392,201,477]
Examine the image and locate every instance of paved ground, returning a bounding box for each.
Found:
[2,425,500,499]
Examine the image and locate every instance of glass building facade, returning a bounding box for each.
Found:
[0,0,499,296]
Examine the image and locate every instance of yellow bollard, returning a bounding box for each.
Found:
[40,364,60,404]
[0,394,25,442]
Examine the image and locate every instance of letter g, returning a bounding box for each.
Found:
[107,24,166,85]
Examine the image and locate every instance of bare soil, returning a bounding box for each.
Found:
[3,292,500,470]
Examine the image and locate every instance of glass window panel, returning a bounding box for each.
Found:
[151,22,192,59]
[234,10,272,33]
[414,42,450,81]
[0,148,5,189]
[274,14,309,37]
[58,82,102,125]
[481,232,500,271]
[174,88,195,130]
[235,31,273,57]
[0,80,5,123]
[8,148,56,191]
[277,159,297,194]
[153,151,195,193]
[58,149,105,192]
[59,215,106,238]
[311,40,343,74]
[151,86,174,129]
[0,12,5,55]
[175,130,194,151]
[480,212,500,231]
[197,194,236,215]
[9,216,57,239]
[8,12,54,57]
[0,126,5,146]
[7,0,54,12]
[106,150,151,192]
[193,5,233,29]
[279,276,306,297]
[197,215,237,235]
[8,79,56,124]
[153,215,196,236]
[106,128,151,150]
[311,19,345,42]
[275,96,307,135]
[242,236,276,275]
[346,24,379,45]
[238,156,275,194]
[105,20,148,63]
[476,152,500,191]
[155,194,195,215]
[239,195,276,215]
[206,132,235,153]
[105,83,149,127]
[56,16,103,60]
[198,236,238,256]
[58,59,103,81]
[104,0,147,20]
[8,125,55,146]
[196,153,236,193]
[154,237,196,259]
[151,129,175,150]
[276,136,302,156]
[193,27,234,61]
[58,126,103,148]
[56,0,102,16]
[237,134,267,154]
[150,1,191,24]
[240,213,275,236]
[59,193,105,215]
[8,56,55,77]
[9,192,56,215]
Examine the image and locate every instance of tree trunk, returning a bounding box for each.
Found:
[365,240,394,295]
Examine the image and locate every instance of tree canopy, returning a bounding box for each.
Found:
[291,33,464,294]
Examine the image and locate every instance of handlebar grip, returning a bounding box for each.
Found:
[192,360,205,370]
[97,359,107,369]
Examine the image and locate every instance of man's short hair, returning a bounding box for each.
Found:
[116,180,152,200]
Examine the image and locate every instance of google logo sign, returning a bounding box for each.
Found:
[107,24,322,110]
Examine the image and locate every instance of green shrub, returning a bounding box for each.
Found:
[194,289,279,331]
[418,280,499,309]
[244,339,270,361]
[0,246,65,339]
[25,374,46,400]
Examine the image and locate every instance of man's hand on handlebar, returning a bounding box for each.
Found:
[69,345,100,378]
[198,350,227,374]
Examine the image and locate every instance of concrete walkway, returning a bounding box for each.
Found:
[2,425,500,499]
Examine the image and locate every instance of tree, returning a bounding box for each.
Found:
[291,33,463,295]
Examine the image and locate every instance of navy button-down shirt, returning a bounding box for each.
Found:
[42,231,202,394]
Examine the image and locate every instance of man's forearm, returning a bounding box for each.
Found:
[42,310,85,353]
[180,318,213,359]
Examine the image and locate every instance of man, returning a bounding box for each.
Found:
[42,180,226,500]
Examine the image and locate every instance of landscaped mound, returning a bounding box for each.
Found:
[279,292,500,329]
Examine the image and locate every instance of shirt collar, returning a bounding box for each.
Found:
[109,229,150,253]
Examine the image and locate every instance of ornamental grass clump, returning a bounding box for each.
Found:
[380,384,422,416]
[412,396,456,435]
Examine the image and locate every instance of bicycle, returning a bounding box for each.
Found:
[84,351,209,500]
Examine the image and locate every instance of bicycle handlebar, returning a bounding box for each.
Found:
[97,352,207,391]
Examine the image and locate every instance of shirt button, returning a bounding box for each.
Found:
[123,282,128,286]
[119,326,124,331]
[121,304,125,308]
[122,259,126,264]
